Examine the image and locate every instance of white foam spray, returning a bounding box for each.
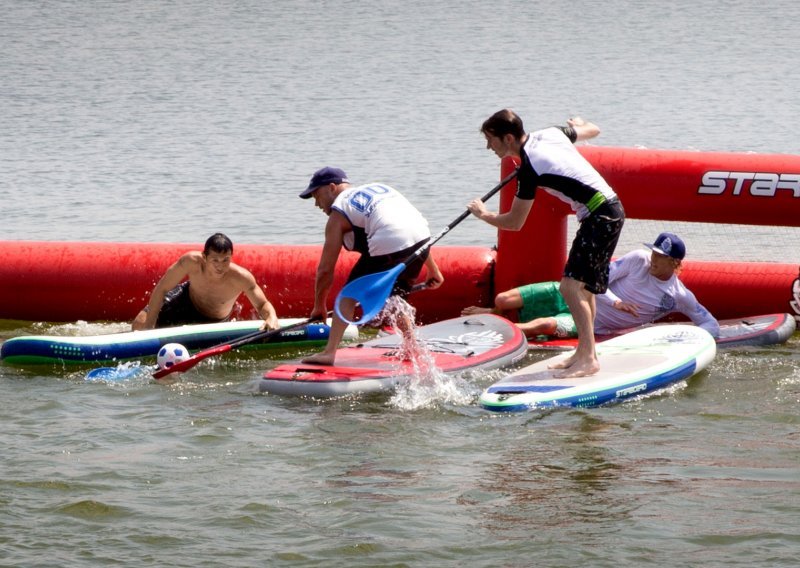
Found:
[377,296,475,411]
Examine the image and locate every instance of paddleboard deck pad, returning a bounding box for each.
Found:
[1,319,357,365]
[481,324,716,412]
[527,313,795,350]
[259,314,527,397]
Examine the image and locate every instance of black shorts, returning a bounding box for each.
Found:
[563,200,625,294]
[348,238,430,297]
[155,282,232,328]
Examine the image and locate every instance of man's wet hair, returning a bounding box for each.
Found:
[203,233,233,255]
[481,109,526,141]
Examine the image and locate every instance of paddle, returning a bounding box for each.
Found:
[84,316,330,382]
[334,168,519,325]
[151,315,329,379]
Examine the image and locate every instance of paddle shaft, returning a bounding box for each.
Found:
[400,168,519,269]
[152,314,330,379]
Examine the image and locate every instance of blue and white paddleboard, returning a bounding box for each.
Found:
[480,324,716,412]
[1,318,357,365]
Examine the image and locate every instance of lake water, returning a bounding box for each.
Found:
[2,1,799,566]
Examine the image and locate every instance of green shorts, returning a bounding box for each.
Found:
[518,282,577,338]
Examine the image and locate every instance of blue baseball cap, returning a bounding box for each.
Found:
[299,166,349,199]
[645,232,686,260]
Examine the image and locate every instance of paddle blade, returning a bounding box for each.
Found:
[335,264,405,325]
[86,364,154,382]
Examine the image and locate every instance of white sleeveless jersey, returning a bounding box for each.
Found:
[332,183,430,256]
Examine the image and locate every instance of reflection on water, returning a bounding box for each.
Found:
[473,412,634,540]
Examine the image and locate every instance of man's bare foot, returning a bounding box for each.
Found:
[301,352,336,366]
[554,359,600,378]
[461,306,493,316]
[548,354,576,370]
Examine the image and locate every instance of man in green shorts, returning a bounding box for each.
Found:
[462,233,719,341]
[462,281,577,340]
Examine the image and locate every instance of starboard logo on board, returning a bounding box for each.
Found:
[662,329,704,344]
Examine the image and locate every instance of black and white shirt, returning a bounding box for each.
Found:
[516,126,617,221]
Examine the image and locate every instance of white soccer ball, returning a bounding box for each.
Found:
[156,343,190,370]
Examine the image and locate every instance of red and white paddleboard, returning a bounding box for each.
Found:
[528,313,796,351]
[258,314,527,397]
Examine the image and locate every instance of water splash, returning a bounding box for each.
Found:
[33,320,130,336]
[378,296,475,411]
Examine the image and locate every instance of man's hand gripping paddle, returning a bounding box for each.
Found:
[151,315,329,379]
[334,168,519,325]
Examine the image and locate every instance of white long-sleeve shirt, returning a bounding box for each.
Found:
[594,249,720,337]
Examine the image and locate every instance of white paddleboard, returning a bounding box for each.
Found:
[480,324,716,412]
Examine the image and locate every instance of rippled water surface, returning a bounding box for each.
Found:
[2,1,800,566]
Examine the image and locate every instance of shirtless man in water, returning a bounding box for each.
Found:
[131,233,279,331]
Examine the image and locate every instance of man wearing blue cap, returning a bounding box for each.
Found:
[462,232,719,338]
[299,167,444,365]
[593,232,719,336]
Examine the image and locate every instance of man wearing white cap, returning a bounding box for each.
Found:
[299,167,444,365]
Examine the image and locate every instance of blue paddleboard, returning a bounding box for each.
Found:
[481,324,717,412]
[1,318,356,365]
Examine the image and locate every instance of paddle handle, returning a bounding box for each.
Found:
[403,168,519,268]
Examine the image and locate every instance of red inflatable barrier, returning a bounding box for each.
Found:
[1,146,799,325]
[486,145,800,322]
[494,155,570,294]
[0,241,494,324]
[581,146,800,226]
[679,261,799,320]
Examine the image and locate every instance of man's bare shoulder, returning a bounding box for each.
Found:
[178,251,206,270]
[327,209,351,228]
[228,262,259,285]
